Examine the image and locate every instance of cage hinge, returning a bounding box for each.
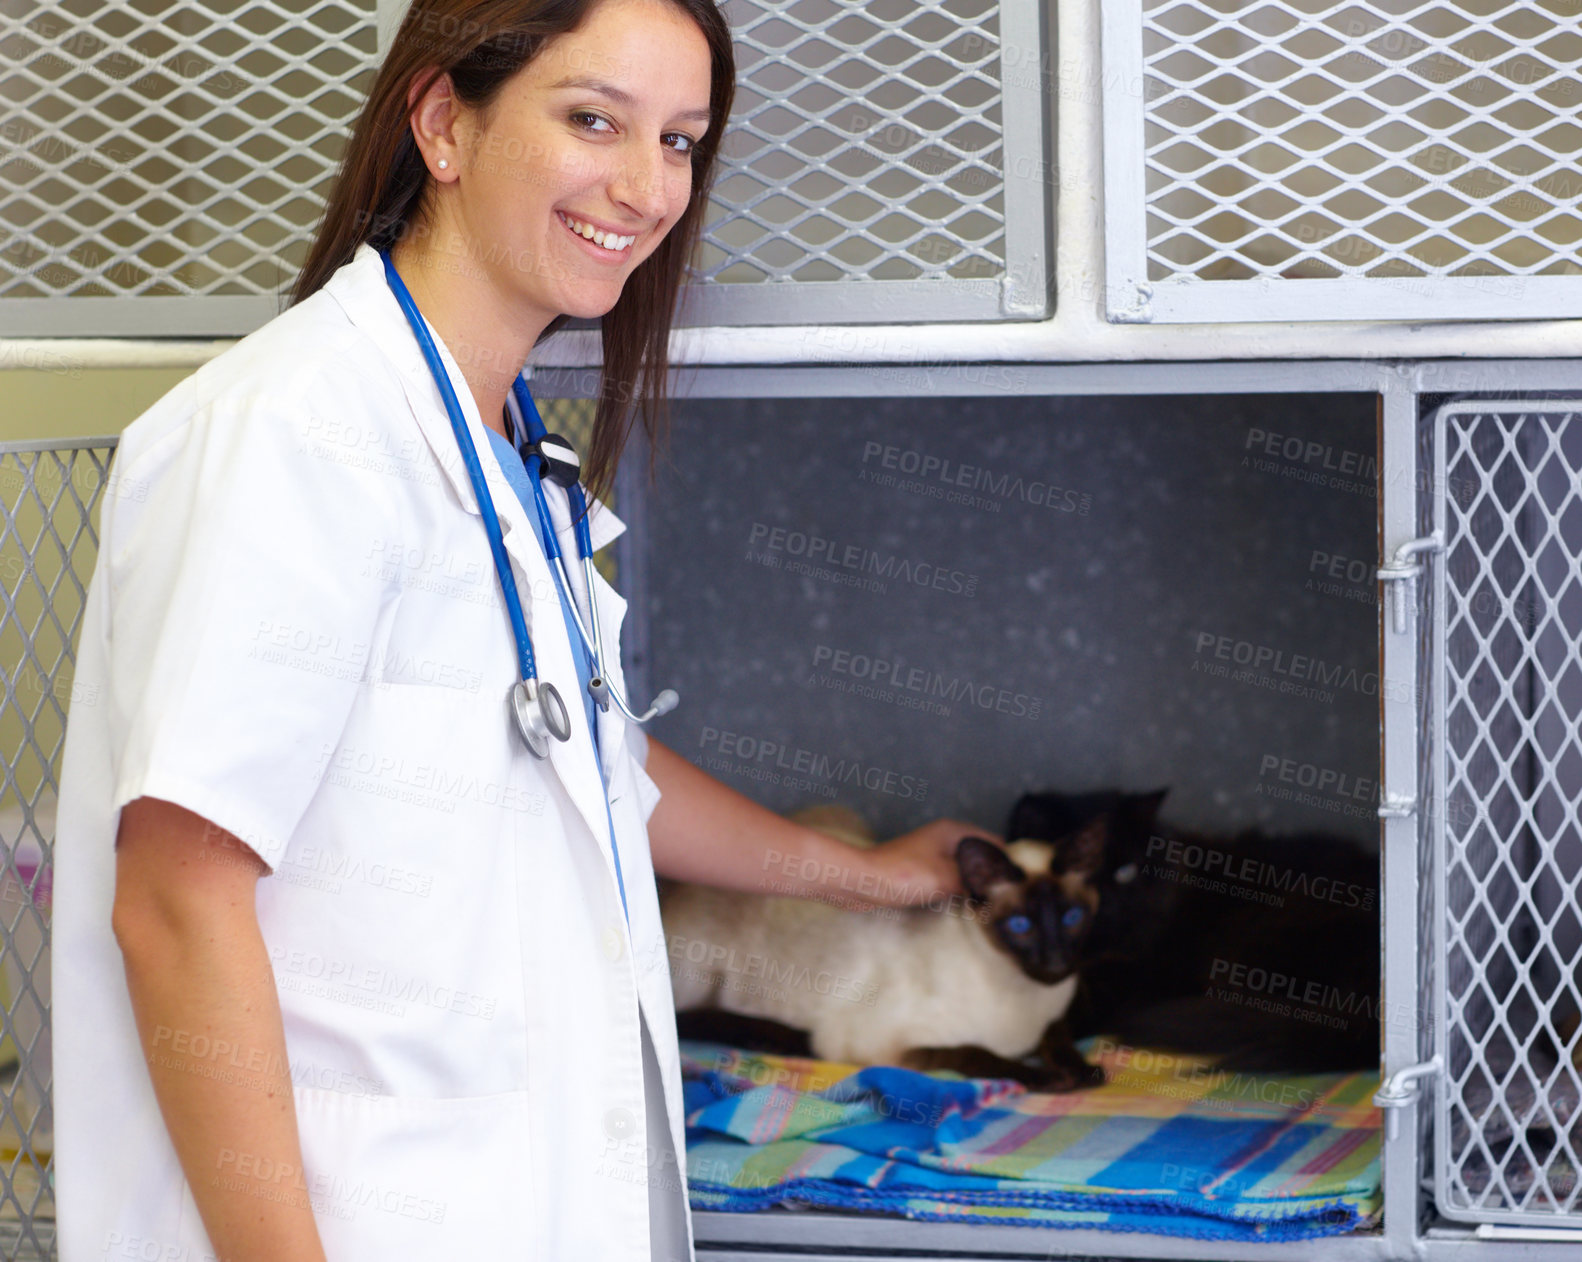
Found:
[1373,1056,1441,1141]
[1377,532,1443,635]
[1377,793,1416,819]
[1109,282,1154,324]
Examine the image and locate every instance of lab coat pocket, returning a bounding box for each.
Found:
[292,1086,534,1261]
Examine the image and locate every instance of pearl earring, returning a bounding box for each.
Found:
[437,159,449,170]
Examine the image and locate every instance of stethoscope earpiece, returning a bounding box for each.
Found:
[642,689,680,722]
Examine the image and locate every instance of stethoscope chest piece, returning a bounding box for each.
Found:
[510,678,572,759]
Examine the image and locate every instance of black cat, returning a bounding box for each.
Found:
[1010,788,1381,1072]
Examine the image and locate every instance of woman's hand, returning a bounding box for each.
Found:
[857,818,1004,910]
[642,740,1005,915]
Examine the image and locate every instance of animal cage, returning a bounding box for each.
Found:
[7,362,1582,1260]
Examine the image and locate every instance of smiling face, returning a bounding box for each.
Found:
[447,0,713,324]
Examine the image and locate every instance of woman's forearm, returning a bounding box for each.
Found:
[644,738,889,904]
[114,800,327,1262]
[121,927,327,1262]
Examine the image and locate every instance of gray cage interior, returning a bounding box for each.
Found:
[637,391,1383,844]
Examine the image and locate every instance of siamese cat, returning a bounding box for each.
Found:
[1010,787,1381,1071]
[659,805,1106,1091]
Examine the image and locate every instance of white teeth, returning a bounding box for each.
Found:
[562,213,633,253]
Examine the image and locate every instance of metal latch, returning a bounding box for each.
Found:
[1377,793,1416,820]
[1378,533,1443,635]
[1373,1055,1441,1141]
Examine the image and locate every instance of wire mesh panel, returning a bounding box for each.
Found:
[0,0,384,336]
[686,0,1050,324]
[1102,0,1582,323]
[3,0,1050,336]
[0,438,115,1260]
[1433,402,1582,1224]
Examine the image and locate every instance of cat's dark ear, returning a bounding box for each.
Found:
[1061,814,1110,879]
[1005,794,1059,843]
[1125,788,1169,827]
[956,836,1026,903]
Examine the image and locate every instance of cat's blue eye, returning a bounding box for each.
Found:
[1062,907,1085,929]
[1004,914,1032,935]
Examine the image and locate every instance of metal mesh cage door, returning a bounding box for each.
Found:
[4,0,1051,337]
[0,438,116,1259]
[1,0,386,336]
[1432,402,1582,1225]
[1102,0,1582,323]
[687,0,1051,325]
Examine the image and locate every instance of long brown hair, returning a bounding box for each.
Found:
[291,0,734,500]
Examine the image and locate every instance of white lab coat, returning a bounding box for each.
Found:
[52,243,693,1261]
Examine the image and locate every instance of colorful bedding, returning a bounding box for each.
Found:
[679,1037,1382,1241]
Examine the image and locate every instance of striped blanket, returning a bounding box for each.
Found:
[679,1037,1381,1241]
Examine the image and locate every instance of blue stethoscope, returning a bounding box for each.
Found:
[380,249,677,759]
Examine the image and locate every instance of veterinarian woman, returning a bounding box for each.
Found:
[50,1,997,1259]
